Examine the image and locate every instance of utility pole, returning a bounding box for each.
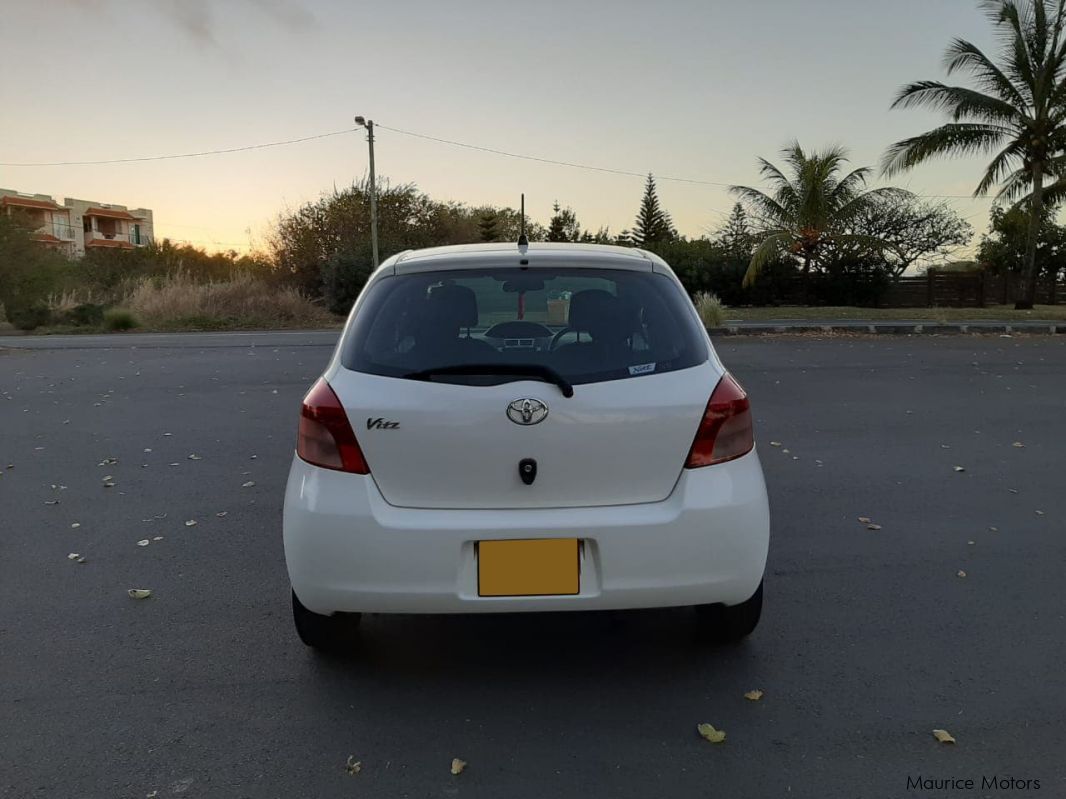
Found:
[354,116,379,268]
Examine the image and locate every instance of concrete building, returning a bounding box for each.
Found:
[0,188,153,257]
[0,189,77,255]
[63,197,154,256]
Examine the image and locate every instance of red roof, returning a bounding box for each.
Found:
[85,238,134,249]
[83,206,141,221]
[30,232,63,243]
[2,195,64,211]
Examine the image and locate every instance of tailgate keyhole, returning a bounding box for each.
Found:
[518,458,537,486]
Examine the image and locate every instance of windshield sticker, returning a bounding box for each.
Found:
[628,363,656,376]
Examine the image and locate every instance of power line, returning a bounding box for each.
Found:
[375,124,735,187]
[0,129,353,167]
[1,120,996,204]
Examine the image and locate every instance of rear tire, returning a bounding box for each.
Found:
[694,580,763,643]
[291,590,362,653]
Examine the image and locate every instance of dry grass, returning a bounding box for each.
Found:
[693,292,727,327]
[124,272,336,330]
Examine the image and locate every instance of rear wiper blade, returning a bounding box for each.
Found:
[403,363,574,398]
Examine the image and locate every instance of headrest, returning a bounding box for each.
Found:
[567,289,617,331]
[426,283,479,328]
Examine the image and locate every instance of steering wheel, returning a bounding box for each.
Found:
[549,328,579,351]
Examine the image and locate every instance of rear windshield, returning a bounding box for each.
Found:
[341,267,708,386]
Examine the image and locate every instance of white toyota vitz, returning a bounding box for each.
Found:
[283,242,770,652]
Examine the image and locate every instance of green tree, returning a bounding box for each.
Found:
[632,174,676,245]
[270,180,549,311]
[547,202,581,242]
[478,211,499,242]
[978,204,1066,296]
[882,0,1066,309]
[0,214,69,329]
[715,203,756,259]
[846,196,973,279]
[731,142,903,299]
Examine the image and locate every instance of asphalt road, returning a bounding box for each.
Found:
[2,332,1064,799]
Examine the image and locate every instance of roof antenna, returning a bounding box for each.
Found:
[517,193,528,247]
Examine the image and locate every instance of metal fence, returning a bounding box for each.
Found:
[776,270,1066,307]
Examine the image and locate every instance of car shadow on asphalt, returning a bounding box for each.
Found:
[303,608,760,687]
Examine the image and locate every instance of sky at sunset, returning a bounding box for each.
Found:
[1,0,1003,254]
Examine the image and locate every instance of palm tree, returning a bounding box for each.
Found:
[731,142,903,300]
[882,0,1066,310]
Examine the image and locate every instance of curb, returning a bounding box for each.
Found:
[708,322,1065,336]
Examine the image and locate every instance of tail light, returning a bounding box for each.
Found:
[685,373,755,468]
[297,378,369,474]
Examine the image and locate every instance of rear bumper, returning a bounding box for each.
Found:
[283,451,770,615]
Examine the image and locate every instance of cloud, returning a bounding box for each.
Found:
[161,0,217,47]
[247,0,316,30]
[62,0,317,47]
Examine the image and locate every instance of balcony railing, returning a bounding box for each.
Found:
[31,222,76,242]
[84,229,153,246]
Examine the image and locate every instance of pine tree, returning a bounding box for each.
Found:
[547,202,581,242]
[717,203,754,257]
[632,174,676,246]
[478,211,499,242]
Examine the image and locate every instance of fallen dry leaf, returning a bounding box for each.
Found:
[188,454,202,461]
[932,729,956,744]
[345,755,361,776]
[769,441,782,447]
[71,523,80,529]
[858,516,872,524]
[697,723,726,743]
[989,526,999,532]
[127,589,152,600]
[215,511,228,518]
[242,481,256,488]
[153,536,164,541]
[867,524,882,531]
[953,466,966,473]
[67,552,81,561]
[1012,441,1025,448]
[957,570,967,578]
[137,539,150,547]
[744,690,763,701]
[1035,510,1045,516]
[450,758,467,775]
[184,520,197,527]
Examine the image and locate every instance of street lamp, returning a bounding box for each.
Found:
[354,116,379,268]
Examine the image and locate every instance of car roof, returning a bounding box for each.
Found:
[381,242,671,275]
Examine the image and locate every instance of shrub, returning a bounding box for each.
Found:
[69,303,107,326]
[693,292,727,327]
[5,302,52,331]
[103,308,138,331]
[123,271,334,329]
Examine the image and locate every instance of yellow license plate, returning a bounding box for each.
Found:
[478,538,579,597]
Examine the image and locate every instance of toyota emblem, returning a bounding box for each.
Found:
[506,398,549,426]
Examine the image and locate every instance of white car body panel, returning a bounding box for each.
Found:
[284,450,769,614]
[328,365,720,510]
[283,242,768,615]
